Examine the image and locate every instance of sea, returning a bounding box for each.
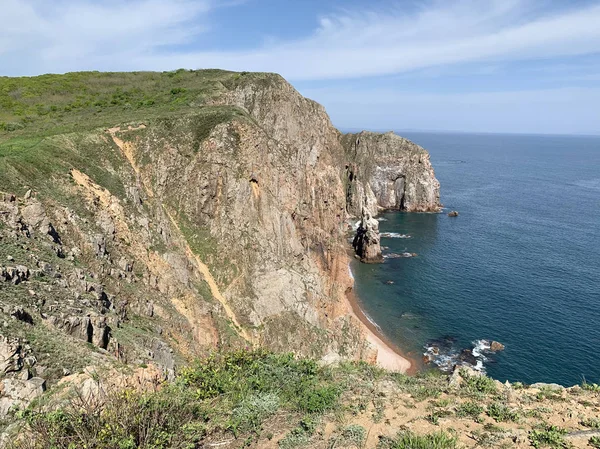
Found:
[350,132,600,386]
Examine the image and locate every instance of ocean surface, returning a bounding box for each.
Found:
[351,132,600,386]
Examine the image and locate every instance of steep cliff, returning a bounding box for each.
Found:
[0,70,440,419]
[342,131,441,217]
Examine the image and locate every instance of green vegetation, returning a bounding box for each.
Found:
[378,430,458,449]
[486,402,520,423]
[13,350,340,448]
[455,401,484,419]
[590,436,600,448]
[580,417,600,428]
[461,370,497,396]
[528,425,568,448]
[0,69,278,142]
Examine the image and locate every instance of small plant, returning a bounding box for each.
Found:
[528,425,568,448]
[341,424,366,447]
[456,401,484,419]
[580,417,600,428]
[462,371,497,395]
[379,430,458,449]
[487,402,520,422]
[589,436,600,448]
[582,381,600,393]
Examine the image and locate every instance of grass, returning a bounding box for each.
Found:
[378,430,458,449]
[0,70,279,142]
[590,436,600,448]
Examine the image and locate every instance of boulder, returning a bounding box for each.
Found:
[448,211,459,217]
[490,341,505,352]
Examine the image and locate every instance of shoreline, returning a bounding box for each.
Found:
[344,279,417,375]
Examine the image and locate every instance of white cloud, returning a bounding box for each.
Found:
[2,0,600,79]
[0,0,212,74]
[131,0,600,80]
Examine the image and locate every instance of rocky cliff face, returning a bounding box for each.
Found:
[352,209,383,263]
[342,131,441,217]
[0,71,441,419]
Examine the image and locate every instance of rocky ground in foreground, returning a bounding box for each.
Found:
[5,350,600,448]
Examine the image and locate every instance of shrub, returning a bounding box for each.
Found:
[456,401,484,419]
[528,425,567,448]
[486,402,520,422]
[590,436,600,448]
[461,372,497,395]
[341,424,366,447]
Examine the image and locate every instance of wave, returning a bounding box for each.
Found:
[347,264,354,281]
[384,252,417,259]
[381,232,411,239]
[573,178,600,192]
[423,338,498,374]
[363,312,383,332]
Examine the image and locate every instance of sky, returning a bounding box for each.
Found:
[2,0,600,135]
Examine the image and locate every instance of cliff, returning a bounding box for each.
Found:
[0,70,439,423]
[342,131,441,217]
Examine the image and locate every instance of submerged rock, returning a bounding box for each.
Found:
[448,211,459,217]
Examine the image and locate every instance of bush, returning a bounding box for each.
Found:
[590,436,600,448]
[528,425,567,448]
[461,371,497,395]
[456,401,484,419]
[486,402,520,422]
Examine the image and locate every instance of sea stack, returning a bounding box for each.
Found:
[353,208,383,263]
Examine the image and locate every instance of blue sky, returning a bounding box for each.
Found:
[2,0,600,134]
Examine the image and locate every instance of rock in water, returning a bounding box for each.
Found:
[353,208,383,263]
[448,211,459,217]
[490,341,505,352]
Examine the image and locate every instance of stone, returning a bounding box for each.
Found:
[23,189,32,200]
[448,211,459,217]
[352,208,383,263]
[490,341,505,352]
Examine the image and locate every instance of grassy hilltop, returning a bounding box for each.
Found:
[0,69,269,140]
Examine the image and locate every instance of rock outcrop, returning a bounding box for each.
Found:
[352,209,383,263]
[342,131,441,217]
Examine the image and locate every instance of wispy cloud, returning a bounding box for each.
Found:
[0,0,213,74]
[2,0,600,79]
[136,0,600,80]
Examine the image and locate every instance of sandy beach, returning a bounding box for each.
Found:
[345,284,416,374]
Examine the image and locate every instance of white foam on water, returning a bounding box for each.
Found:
[424,338,495,374]
[377,217,388,221]
[574,178,600,191]
[380,232,411,239]
[348,264,354,281]
[364,312,383,332]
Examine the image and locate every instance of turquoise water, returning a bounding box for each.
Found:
[351,132,600,386]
